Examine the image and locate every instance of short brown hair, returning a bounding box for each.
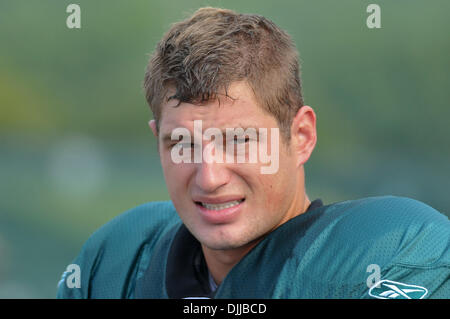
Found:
[144,7,304,139]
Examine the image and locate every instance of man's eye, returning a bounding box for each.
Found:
[172,142,195,149]
[233,137,250,144]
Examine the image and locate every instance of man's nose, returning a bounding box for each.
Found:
[194,146,231,193]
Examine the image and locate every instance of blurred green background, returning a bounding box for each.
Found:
[0,0,449,298]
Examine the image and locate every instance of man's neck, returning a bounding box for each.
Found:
[201,237,262,286]
[202,194,311,286]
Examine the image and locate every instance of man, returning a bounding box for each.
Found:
[57,7,449,299]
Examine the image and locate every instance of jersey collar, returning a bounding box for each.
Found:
[164,198,323,299]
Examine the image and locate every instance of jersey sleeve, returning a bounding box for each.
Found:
[56,201,180,298]
[56,238,95,298]
[361,197,450,299]
[302,196,450,299]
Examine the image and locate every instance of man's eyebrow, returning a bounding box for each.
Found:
[160,124,261,143]
[160,132,183,144]
[225,125,261,133]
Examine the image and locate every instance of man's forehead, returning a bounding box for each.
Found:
[161,81,256,111]
[157,81,278,134]
[160,117,263,140]
[161,92,239,115]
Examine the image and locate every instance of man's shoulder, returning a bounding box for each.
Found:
[323,195,449,259]
[326,196,450,298]
[264,195,448,269]
[85,200,180,247]
[328,195,449,239]
[79,201,182,267]
[310,196,449,297]
[57,201,181,298]
[326,194,445,224]
[256,196,449,298]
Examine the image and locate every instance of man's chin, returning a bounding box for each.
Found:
[184,217,264,251]
[197,235,243,251]
[197,230,264,252]
[201,240,244,251]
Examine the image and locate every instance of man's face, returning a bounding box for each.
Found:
[155,81,303,250]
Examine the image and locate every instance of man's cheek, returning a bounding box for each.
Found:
[167,166,191,193]
[264,178,284,207]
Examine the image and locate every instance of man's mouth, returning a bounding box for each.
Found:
[193,197,245,223]
[198,199,245,211]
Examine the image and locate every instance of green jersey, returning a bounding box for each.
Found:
[57,196,450,299]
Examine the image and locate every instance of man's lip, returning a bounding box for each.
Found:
[195,198,245,224]
[192,195,245,204]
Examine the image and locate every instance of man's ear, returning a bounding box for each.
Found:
[149,119,158,137]
[290,105,317,167]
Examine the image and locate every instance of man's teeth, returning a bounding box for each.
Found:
[201,200,242,211]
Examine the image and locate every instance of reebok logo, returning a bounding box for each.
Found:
[369,280,428,299]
